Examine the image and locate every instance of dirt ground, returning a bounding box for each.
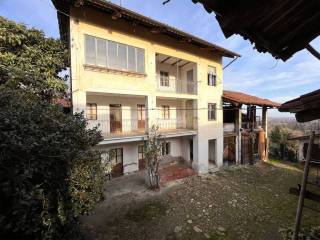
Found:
[81,160,320,240]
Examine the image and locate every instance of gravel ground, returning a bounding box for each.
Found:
[81,160,320,240]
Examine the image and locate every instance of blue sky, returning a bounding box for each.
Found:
[1,0,319,117]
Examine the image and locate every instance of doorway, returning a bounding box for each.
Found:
[137,104,145,130]
[189,139,193,163]
[110,148,123,178]
[110,104,122,133]
[208,139,216,167]
[223,136,236,165]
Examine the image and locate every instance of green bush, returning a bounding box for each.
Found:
[0,87,104,240]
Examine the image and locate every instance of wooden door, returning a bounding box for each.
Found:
[187,69,194,94]
[137,104,145,130]
[223,136,236,165]
[110,104,122,133]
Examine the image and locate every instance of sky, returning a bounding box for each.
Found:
[1,0,319,117]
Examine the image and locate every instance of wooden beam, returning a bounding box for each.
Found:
[111,11,122,20]
[296,108,320,122]
[179,61,191,68]
[74,0,84,7]
[179,37,192,43]
[292,132,315,240]
[306,44,320,61]
[150,27,166,34]
[161,56,171,63]
[171,59,182,66]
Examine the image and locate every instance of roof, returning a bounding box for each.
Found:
[223,90,280,108]
[52,0,240,58]
[279,89,320,122]
[289,133,320,141]
[192,0,320,61]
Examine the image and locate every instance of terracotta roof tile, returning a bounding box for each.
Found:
[223,90,280,107]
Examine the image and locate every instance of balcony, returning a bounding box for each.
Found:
[156,53,197,95]
[87,119,145,139]
[156,75,196,95]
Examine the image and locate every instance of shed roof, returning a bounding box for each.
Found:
[52,0,240,58]
[279,89,320,122]
[223,90,280,108]
[192,0,320,61]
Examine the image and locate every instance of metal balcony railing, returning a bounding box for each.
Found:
[87,119,145,138]
[156,75,197,95]
[156,118,195,131]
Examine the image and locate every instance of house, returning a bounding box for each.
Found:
[222,90,280,165]
[52,0,240,177]
[289,134,320,163]
[279,89,320,122]
[279,89,320,163]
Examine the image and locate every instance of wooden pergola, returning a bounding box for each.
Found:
[190,0,320,61]
[279,89,320,122]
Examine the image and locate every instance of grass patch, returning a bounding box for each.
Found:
[125,201,167,222]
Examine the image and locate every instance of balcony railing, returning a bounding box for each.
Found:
[87,119,145,138]
[87,117,195,139]
[156,118,195,131]
[156,75,196,95]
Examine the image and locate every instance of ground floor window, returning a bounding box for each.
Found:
[161,142,170,155]
[110,148,123,177]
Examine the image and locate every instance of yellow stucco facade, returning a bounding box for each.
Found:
[69,5,228,174]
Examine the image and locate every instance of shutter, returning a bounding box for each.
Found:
[85,35,96,65]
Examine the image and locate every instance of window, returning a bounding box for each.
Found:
[110,148,123,165]
[160,71,169,87]
[84,35,145,73]
[161,105,170,119]
[96,38,107,66]
[138,145,145,160]
[85,35,96,65]
[208,103,216,121]
[208,66,217,86]
[161,142,170,155]
[86,103,97,120]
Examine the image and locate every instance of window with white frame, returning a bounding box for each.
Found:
[84,35,145,73]
[208,103,216,121]
[208,66,217,86]
[160,71,169,87]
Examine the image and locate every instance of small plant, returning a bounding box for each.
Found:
[144,125,164,190]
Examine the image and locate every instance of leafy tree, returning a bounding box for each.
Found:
[269,126,297,161]
[0,87,104,240]
[0,16,68,99]
[144,126,165,190]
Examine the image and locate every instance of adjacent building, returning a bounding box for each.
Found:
[53,0,242,177]
[222,90,279,165]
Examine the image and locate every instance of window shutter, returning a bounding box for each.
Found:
[85,35,96,65]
